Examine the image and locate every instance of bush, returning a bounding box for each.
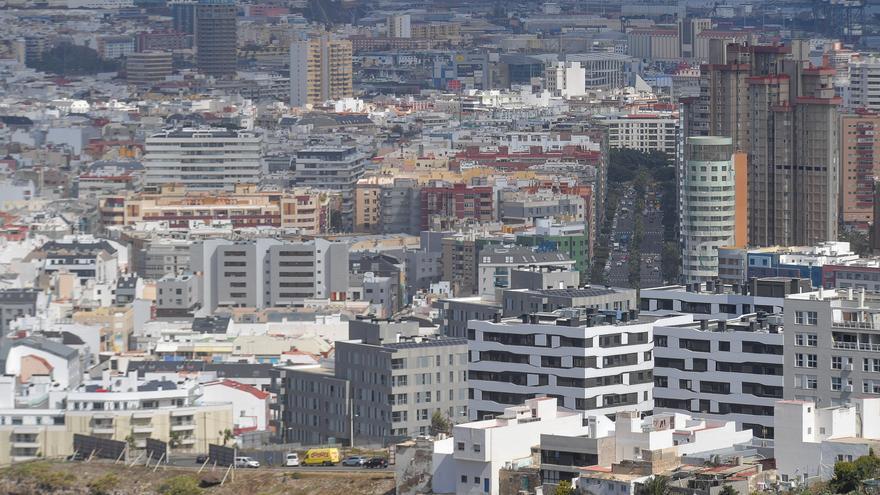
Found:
[6,461,76,492]
[158,475,203,495]
[88,473,120,495]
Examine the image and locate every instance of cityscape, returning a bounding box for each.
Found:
[2,0,880,494]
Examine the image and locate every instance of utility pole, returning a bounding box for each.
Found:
[348,380,354,448]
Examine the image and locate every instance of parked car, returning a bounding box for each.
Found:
[364,457,388,469]
[342,455,366,467]
[235,457,260,468]
[285,453,300,467]
[196,454,209,464]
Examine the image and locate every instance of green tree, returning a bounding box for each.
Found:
[158,475,202,495]
[430,410,451,436]
[169,431,182,449]
[718,484,739,495]
[636,475,670,495]
[554,480,575,495]
[831,452,880,493]
[219,428,234,446]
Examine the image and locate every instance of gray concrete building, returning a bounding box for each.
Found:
[784,288,880,406]
[501,286,637,318]
[0,289,41,338]
[381,178,421,235]
[435,297,502,338]
[498,190,585,225]
[274,319,468,446]
[293,147,366,232]
[190,238,349,311]
[156,274,201,317]
[139,239,191,280]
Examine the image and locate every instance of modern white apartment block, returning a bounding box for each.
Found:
[467,310,694,420]
[653,313,783,439]
[775,397,880,483]
[432,397,586,495]
[640,277,806,321]
[143,128,262,192]
[679,136,737,284]
[597,112,679,154]
[784,288,880,406]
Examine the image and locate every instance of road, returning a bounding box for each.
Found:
[163,455,392,473]
[603,185,666,288]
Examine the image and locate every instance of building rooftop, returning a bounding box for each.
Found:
[383,337,468,350]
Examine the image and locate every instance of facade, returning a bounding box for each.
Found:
[156,273,200,317]
[467,310,694,420]
[0,289,41,338]
[125,51,172,85]
[640,278,804,321]
[201,379,270,432]
[599,113,679,155]
[545,62,586,98]
[275,320,468,445]
[565,53,634,89]
[354,177,420,234]
[388,14,411,38]
[839,112,880,227]
[679,137,743,283]
[289,37,353,107]
[845,57,880,112]
[435,297,502,339]
[774,398,880,483]
[190,238,349,311]
[102,184,331,234]
[685,43,840,247]
[143,128,262,192]
[432,397,586,495]
[420,182,494,231]
[502,286,637,318]
[476,247,575,301]
[292,146,366,231]
[783,288,880,406]
[627,29,680,60]
[195,0,237,76]
[653,313,783,439]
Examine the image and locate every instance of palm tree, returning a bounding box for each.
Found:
[636,475,670,495]
[219,428,234,446]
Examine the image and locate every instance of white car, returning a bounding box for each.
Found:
[235,456,260,468]
[285,453,300,467]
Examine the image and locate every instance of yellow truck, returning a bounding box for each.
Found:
[302,447,341,466]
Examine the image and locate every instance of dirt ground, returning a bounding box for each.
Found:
[0,460,396,495]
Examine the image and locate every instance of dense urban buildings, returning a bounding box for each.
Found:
[3,1,880,492]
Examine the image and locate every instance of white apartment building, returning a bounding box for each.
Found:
[784,288,880,406]
[653,314,783,439]
[143,128,263,192]
[545,61,587,98]
[597,112,679,154]
[679,136,737,284]
[467,310,694,420]
[432,397,586,495]
[775,397,880,483]
[845,57,880,111]
[640,278,802,321]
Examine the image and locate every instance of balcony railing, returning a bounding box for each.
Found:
[833,341,880,352]
[832,320,876,330]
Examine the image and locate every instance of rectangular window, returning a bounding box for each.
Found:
[832,356,842,370]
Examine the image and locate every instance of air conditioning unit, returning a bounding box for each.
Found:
[844,363,854,371]
[844,385,854,392]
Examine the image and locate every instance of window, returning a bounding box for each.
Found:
[796,311,818,325]
[832,376,842,391]
[832,356,842,370]
[806,376,818,390]
[718,341,730,352]
[795,333,818,346]
[796,353,818,368]
[457,442,464,451]
[461,475,467,483]
[474,477,480,484]
[473,444,481,453]
[655,336,667,347]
